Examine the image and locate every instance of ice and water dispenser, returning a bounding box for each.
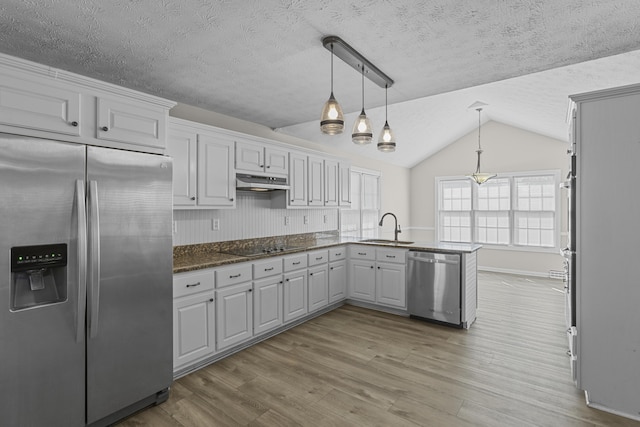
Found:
[10,243,67,310]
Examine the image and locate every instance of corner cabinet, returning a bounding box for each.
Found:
[167,118,235,209]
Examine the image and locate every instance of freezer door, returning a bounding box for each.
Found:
[0,134,86,427]
[86,146,173,424]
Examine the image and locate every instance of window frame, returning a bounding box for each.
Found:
[340,167,381,238]
[435,170,562,253]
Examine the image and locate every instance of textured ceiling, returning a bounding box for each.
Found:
[1,0,640,167]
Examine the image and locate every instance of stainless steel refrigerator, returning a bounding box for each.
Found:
[0,133,173,427]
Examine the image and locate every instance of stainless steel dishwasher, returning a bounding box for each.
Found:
[407,251,461,327]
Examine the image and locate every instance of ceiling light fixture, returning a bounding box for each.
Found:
[320,42,344,135]
[377,85,396,152]
[352,64,373,144]
[467,102,496,185]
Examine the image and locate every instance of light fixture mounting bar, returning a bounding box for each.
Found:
[322,36,394,88]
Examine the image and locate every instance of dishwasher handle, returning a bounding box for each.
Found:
[408,254,459,265]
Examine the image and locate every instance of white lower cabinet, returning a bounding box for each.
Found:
[216,282,253,350]
[349,260,376,302]
[253,276,283,335]
[349,246,407,308]
[173,293,215,369]
[283,270,308,323]
[376,262,406,308]
[308,265,329,312]
[328,260,347,303]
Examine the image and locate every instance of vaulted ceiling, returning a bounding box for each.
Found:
[1,1,640,167]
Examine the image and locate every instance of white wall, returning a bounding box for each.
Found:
[410,120,569,276]
[170,103,410,245]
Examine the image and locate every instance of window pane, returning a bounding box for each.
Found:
[475,178,510,212]
[516,175,555,212]
[514,211,555,247]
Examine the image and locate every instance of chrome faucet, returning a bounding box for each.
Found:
[378,212,402,241]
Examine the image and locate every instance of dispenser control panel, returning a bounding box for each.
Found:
[11,244,67,272]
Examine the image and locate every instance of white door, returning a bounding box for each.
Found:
[173,293,215,369]
[308,265,329,312]
[324,159,339,206]
[166,127,197,206]
[308,155,324,206]
[216,283,253,350]
[328,260,347,303]
[197,133,235,207]
[235,140,264,173]
[349,260,376,302]
[376,262,407,308]
[265,147,289,176]
[253,277,283,335]
[283,271,308,322]
[289,153,308,206]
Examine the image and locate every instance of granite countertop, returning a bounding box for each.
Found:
[173,233,481,274]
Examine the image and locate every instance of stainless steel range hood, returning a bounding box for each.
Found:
[236,173,290,192]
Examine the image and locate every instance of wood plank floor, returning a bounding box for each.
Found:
[118,272,640,426]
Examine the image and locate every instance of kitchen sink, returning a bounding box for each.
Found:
[359,239,414,245]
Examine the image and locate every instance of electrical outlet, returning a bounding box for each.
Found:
[212,218,220,231]
[172,221,177,234]
[304,215,309,224]
[284,216,290,226]
[323,215,328,224]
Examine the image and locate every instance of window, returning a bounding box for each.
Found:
[340,168,380,238]
[436,171,560,251]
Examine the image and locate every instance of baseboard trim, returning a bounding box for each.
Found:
[478,265,560,279]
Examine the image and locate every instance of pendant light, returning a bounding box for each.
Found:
[467,104,496,185]
[351,64,373,144]
[377,85,396,152]
[320,43,344,135]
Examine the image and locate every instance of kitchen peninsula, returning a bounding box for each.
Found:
[172,232,480,378]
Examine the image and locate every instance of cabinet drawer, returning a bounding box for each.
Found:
[173,270,215,298]
[253,257,283,280]
[216,263,252,288]
[329,246,346,262]
[284,253,307,272]
[308,249,329,266]
[349,245,376,260]
[376,248,407,264]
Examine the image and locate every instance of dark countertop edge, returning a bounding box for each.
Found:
[173,240,482,274]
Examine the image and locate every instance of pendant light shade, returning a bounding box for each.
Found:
[320,43,344,135]
[467,104,496,185]
[377,85,396,152]
[352,64,373,144]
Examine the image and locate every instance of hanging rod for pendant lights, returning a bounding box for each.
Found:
[322,36,394,89]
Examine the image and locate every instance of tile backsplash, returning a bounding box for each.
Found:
[173,192,340,246]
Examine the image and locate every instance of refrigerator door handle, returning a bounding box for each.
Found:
[88,180,101,339]
[76,180,87,343]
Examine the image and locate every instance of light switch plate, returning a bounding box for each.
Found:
[304,215,309,224]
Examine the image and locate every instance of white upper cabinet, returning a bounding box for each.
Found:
[236,140,288,176]
[338,162,351,207]
[324,159,339,207]
[197,133,235,208]
[166,126,197,207]
[288,152,308,207]
[308,155,324,206]
[0,53,174,154]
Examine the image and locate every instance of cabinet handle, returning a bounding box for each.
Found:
[370,266,374,269]
[186,282,201,288]
[264,267,274,271]
[291,199,294,202]
[100,126,108,132]
[335,252,342,256]
[292,261,301,265]
[358,252,366,256]
[330,267,334,270]
[208,298,214,302]
[310,272,314,276]
[190,196,196,201]
[377,266,381,269]
[386,255,396,258]
[266,165,271,169]
[248,288,253,292]
[230,198,234,202]
[260,165,264,168]
[315,257,323,261]
[70,121,78,127]
[286,278,290,282]
[229,274,241,279]
[279,281,283,284]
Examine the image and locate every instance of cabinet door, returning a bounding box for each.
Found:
[283,271,308,323]
[253,277,283,335]
[308,155,324,206]
[339,162,351,207]
[0,73,81,136]
[376,262,407,308]
[324,159,339,207]
[329,260,347,303]
[308,265,329,312]
[197,133,235,207]
[166,126,197,206]
[235,140,264,173]
[349,260,376,302]
[265,147,288,176]
[96,97,166,150]
[173,293,215,369]
[216,283,253,350]
[289,152,308,206]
